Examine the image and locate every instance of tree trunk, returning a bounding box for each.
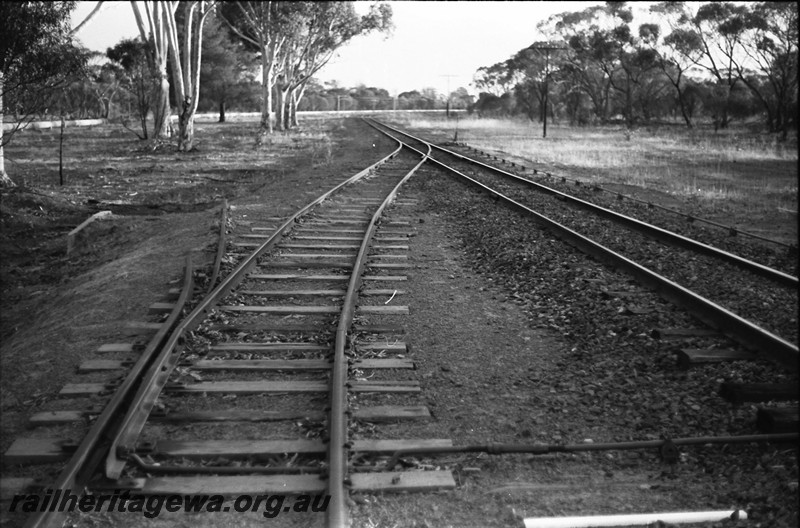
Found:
[665,68,693,129]
[275,75,288,131]
[283,89,291,129]
[130,0,170,139]
[275,87,285,131]
[218,101,226,123]
[153,73,172,139]
[136,74,149,139]
[720,82,732,129]
[290,89,299,127]
[139,112,149,140]
[282,88,291,130]
[176,97,194,151]
[0,73,14,187]
[676,89,693,129]
[164,0,207,152]
[71,1,107,36]
[138,98,149,139]
[292,83,310,127]
[260,59,274,135]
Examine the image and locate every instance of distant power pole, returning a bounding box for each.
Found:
[528,41,567,138]
[440,74,456,117]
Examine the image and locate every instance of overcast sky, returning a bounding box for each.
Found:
[71,1,603,97]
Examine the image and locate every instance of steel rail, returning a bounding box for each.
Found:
[382,433,799,470]
[367,120,798,372]
[328,125,430,528]
[462,143,796,250]
[542,164,795,249]
[104,143,403,480]
[373,120,798,288]
[23,256,195,528]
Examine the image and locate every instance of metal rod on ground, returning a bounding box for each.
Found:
[523,510,747,528]
[383,433,799,470]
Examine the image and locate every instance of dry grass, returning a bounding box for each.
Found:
[390,115,798,213]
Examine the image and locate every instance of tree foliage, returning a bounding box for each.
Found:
[0,1,86,185]
[220,1,391,135]
[107,37,155,139]
[469,1,797,136]
[129,0,175,139]
[198,10,254,122]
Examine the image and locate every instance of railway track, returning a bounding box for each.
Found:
[355,119,796,526]
[367,118,798,373]
[9,132,463,528]
[4,117,797,527]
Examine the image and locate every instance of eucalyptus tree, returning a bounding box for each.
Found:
[47,48,113,119]
[649,2,796,134]
[648,2,706,128]
[129,0,173,138]
[736,2,798,138]
[473,61,517,97]
[88,54,123,119]
[107,38,153,139]
[275,2,392,129]
[130,1,214,150]
[163,1,215,151]
[616,25,664,125]
[0,1,86,187]
[199,10,253,122]
[220,1,391,134]
[693,2,752,129]
[507,46,555,123]
[549,5,618,122]
[219,1,296,136]
[653,2,750,129]
[550,2,664,127]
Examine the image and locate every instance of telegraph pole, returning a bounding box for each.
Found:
[440,74,456,117]
[528,42,567,138]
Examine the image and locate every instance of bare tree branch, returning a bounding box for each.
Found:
[71,1,106,36]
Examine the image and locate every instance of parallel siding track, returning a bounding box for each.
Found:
[366,118,797,373]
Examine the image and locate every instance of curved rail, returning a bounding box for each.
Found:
[105,143,404,480]
[366,119,798,372]
[24,256,195,528]
[371,120,797,288]
[328,136,430,528]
